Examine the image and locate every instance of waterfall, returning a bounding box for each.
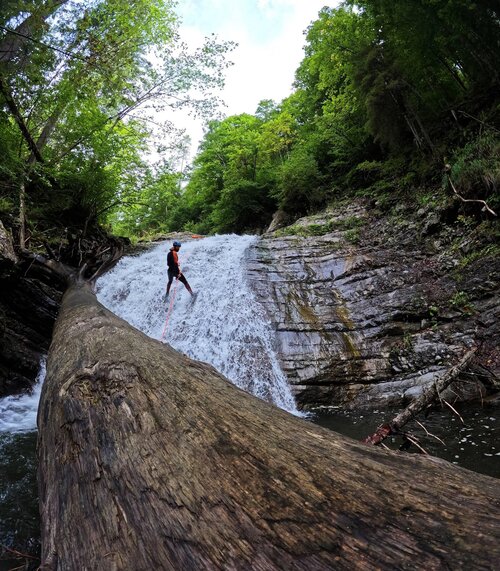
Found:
[0,359,45,433]
[96,234,299,415]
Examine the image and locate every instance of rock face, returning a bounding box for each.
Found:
[247,200,499,410]
[0,223,63,397]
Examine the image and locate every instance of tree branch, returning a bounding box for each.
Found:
[364,346,478,446]
[448,175,497,216]
[19,248,75,284]
[0,78,44,163]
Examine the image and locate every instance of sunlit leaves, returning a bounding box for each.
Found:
[1,0,234,240]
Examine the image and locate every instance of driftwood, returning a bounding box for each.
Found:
[447,174,497,217]
[37,284,500,570]
[364,347,477,446]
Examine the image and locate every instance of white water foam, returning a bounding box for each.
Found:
[0,359,45,433]
[97,234,299,414]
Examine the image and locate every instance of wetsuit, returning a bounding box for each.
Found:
[166,247,193,296]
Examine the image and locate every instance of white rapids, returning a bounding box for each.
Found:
[96,234,299,415]
[0,359,45,433]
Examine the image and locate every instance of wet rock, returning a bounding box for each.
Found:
[0,264,63,397]
[0,220,17,265]
[267,209,291,233]
[421,213,441,236]
[248,200,499,410]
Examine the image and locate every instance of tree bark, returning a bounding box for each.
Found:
[38,283,500,571]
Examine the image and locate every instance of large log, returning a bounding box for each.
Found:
[38,283,500,570]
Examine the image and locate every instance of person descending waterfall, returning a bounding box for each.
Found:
[165,241,194,299]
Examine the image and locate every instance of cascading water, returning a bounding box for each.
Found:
[96,234,299,415]
[0,361,44,559]
[0,359,45,434]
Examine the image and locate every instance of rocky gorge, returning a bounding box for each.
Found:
[248,199,499,411]
[1,199,499,413]
[0,221,62,396]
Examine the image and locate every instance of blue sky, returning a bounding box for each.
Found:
[174,0,339,154]
[178,0,337,114]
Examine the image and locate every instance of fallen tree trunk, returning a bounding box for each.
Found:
[38,283,500,570]
[364,347,478,446]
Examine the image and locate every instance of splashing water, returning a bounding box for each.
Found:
[96,234,299,414]
[0,359,45,433]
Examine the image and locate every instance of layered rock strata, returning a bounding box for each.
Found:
[248,201,499,409]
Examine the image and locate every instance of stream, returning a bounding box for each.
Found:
[0,236,498,567]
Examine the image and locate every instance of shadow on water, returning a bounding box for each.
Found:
[312,400,500,478]
[0,432,40,571]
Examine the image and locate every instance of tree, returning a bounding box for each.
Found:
[351,0,500,95]
[110,161,184,237]
[36,276,500,570]
[175,113,280,233]
[0,0,233,245]
[348,0,500,151]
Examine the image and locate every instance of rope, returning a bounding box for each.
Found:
[160,278,180,341]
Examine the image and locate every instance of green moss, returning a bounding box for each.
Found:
[274,222,333,237]
[458,243,500,269]
[446,290,475,315]
[275,214,365,238]
[344,228,361,244]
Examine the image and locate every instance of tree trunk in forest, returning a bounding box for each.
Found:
[19,179,26,249]
[0,0,70,65]
[38,283,500,571]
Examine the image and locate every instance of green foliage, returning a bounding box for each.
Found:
[273,213,365,238]
[210,180,275,233]
[349,0,500,151]
[336,216,364,231]
[167,111,283,233]
[274,223,336,238]
[2,0,497,242]
[447,132,500,206]
[275,144,324,215]
[0,0,234,243]
[0,197,14,215]
[344,228,361,244]
[459,243,500,269]
[448,290,471,309]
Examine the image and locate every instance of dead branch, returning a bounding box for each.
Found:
[443,399,465,424]
[414,419,446,446]
[19,248,75,284]
[402,433,429,455]
[364,346,477,446]
[448,175,497,216]
[0,78,44,163]
[0,543,39,560]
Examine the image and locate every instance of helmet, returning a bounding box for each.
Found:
[173,240,181,247]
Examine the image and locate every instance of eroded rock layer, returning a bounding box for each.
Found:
[248,201,499,409]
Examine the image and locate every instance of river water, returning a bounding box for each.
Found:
[0,236,498,567]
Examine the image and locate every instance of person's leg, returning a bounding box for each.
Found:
[166,272,174,296]
[178,273,193,295]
